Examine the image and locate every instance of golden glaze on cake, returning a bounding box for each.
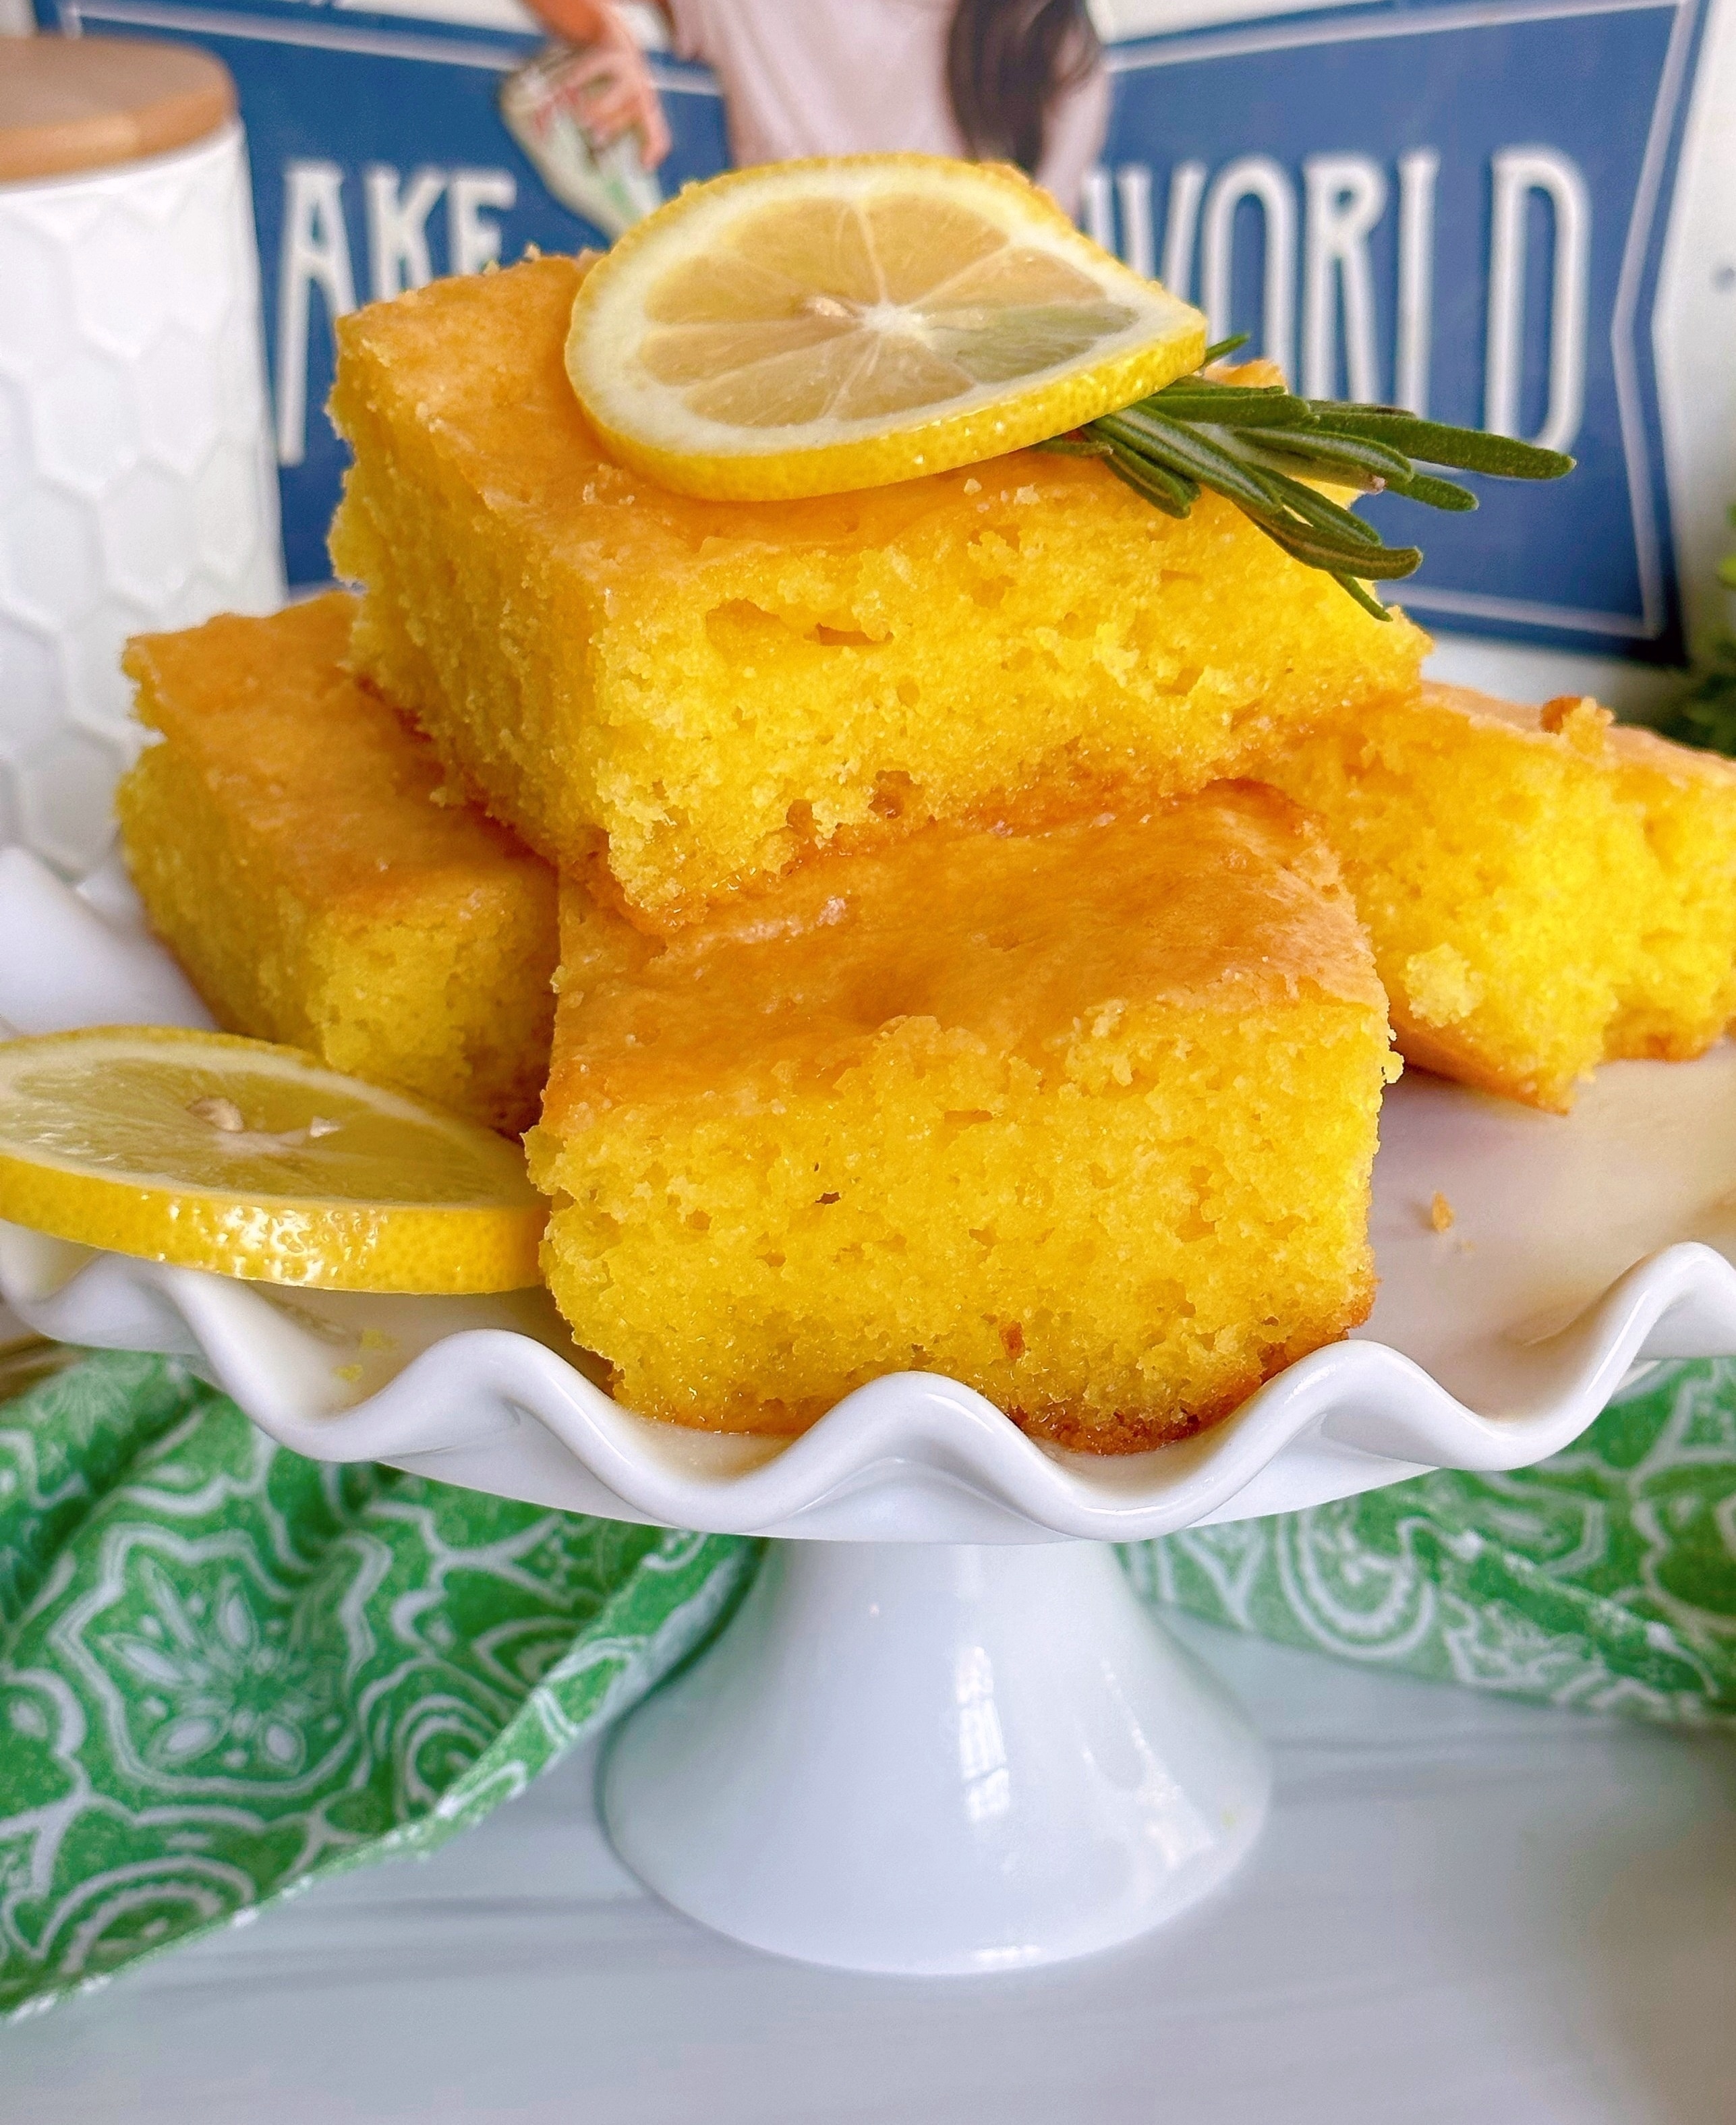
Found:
[1262,680,1736,1110]
[117,596,558,1134]
[328,256,1428,931]
[529,784,1397,1451]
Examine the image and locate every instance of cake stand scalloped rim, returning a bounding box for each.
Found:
[5,1220,1736,1544]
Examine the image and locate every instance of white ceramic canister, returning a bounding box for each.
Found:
[0,35,283,876]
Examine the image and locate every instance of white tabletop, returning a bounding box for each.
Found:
[8,1610,1733,2124]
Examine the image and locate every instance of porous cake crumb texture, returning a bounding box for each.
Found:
[329,256,1428,931]
[528,788,1397,1452]
[1263,682,1736,1110]
[118,596,558,1135]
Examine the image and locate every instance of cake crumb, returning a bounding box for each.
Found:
[1429,1192,1454,1232]
[963,477,981,494]
[1404,941,1482,1026]
[334,1362,364,1385]
[1538,694,1614,757]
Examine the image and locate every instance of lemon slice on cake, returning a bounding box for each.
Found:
[565,153,1206,500]
[0,1027,545,1293]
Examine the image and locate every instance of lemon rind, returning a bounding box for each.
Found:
[0,1151,546,1293]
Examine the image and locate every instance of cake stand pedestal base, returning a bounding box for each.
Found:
[600,1538,1271,1975]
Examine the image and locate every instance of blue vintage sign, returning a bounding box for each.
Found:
[1093,0,1712,661]
[34,0,1714,659]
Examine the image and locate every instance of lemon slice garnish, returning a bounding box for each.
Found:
[0,1027,545,1293]
[566,153,1207,501]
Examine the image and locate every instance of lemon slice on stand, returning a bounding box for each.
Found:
[0,1027,546,1293]
[566,152,1206,500]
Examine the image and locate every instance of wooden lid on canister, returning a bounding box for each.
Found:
[0,34,235,184]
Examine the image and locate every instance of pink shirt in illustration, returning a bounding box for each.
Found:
[663,0,1110,215]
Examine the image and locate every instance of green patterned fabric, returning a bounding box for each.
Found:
[3,1347,1735,2018]
[1129,1358,1736,1725]
[0,1348,755,2020]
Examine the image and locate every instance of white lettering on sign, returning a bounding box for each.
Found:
[1302,153,1387,401]
[365,165,446,302]
[273,161,519,469]
[1201,156,1297,374]
[1395,148,1440,416]
[449,169,518,276]
[1080,165,1114,255]
[1085,143,1588,443]
[1114,163,1155,280]
[277,159,356,469]
[1160,162,1207,308]
[1485,146,1591,454]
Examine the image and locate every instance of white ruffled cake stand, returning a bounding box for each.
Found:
[7,844,1736,1974]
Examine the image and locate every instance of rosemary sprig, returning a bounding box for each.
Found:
[1039,333,1574,620]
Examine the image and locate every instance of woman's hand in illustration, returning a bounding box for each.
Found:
[522,0,673,169]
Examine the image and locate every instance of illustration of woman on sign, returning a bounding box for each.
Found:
[504,0,1109,231]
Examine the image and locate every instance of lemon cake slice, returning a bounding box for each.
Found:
[117,595,558,1136]
[1262,682,1736,1111]
[329,256,1426,932]
[527,784,1397,1452]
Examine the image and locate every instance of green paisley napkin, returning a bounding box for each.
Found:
[0,1346,754,2020]
[1126,1357,1736,1726]
[3,1346,1735,2019]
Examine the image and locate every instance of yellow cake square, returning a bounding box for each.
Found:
[328,256,1427,931]
[1261,682,1736,1110]
[117,595,558,1135]
[527,784,1397,1451]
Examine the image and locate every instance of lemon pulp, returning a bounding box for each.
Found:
[567,154,1206,500]
[0,1026,546,1293]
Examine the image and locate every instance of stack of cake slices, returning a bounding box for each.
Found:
[117,256,1736,1453]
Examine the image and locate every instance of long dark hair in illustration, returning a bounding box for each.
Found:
[945,0,1101,175]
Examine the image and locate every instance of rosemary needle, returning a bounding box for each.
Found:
[1037,333,1575,620]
